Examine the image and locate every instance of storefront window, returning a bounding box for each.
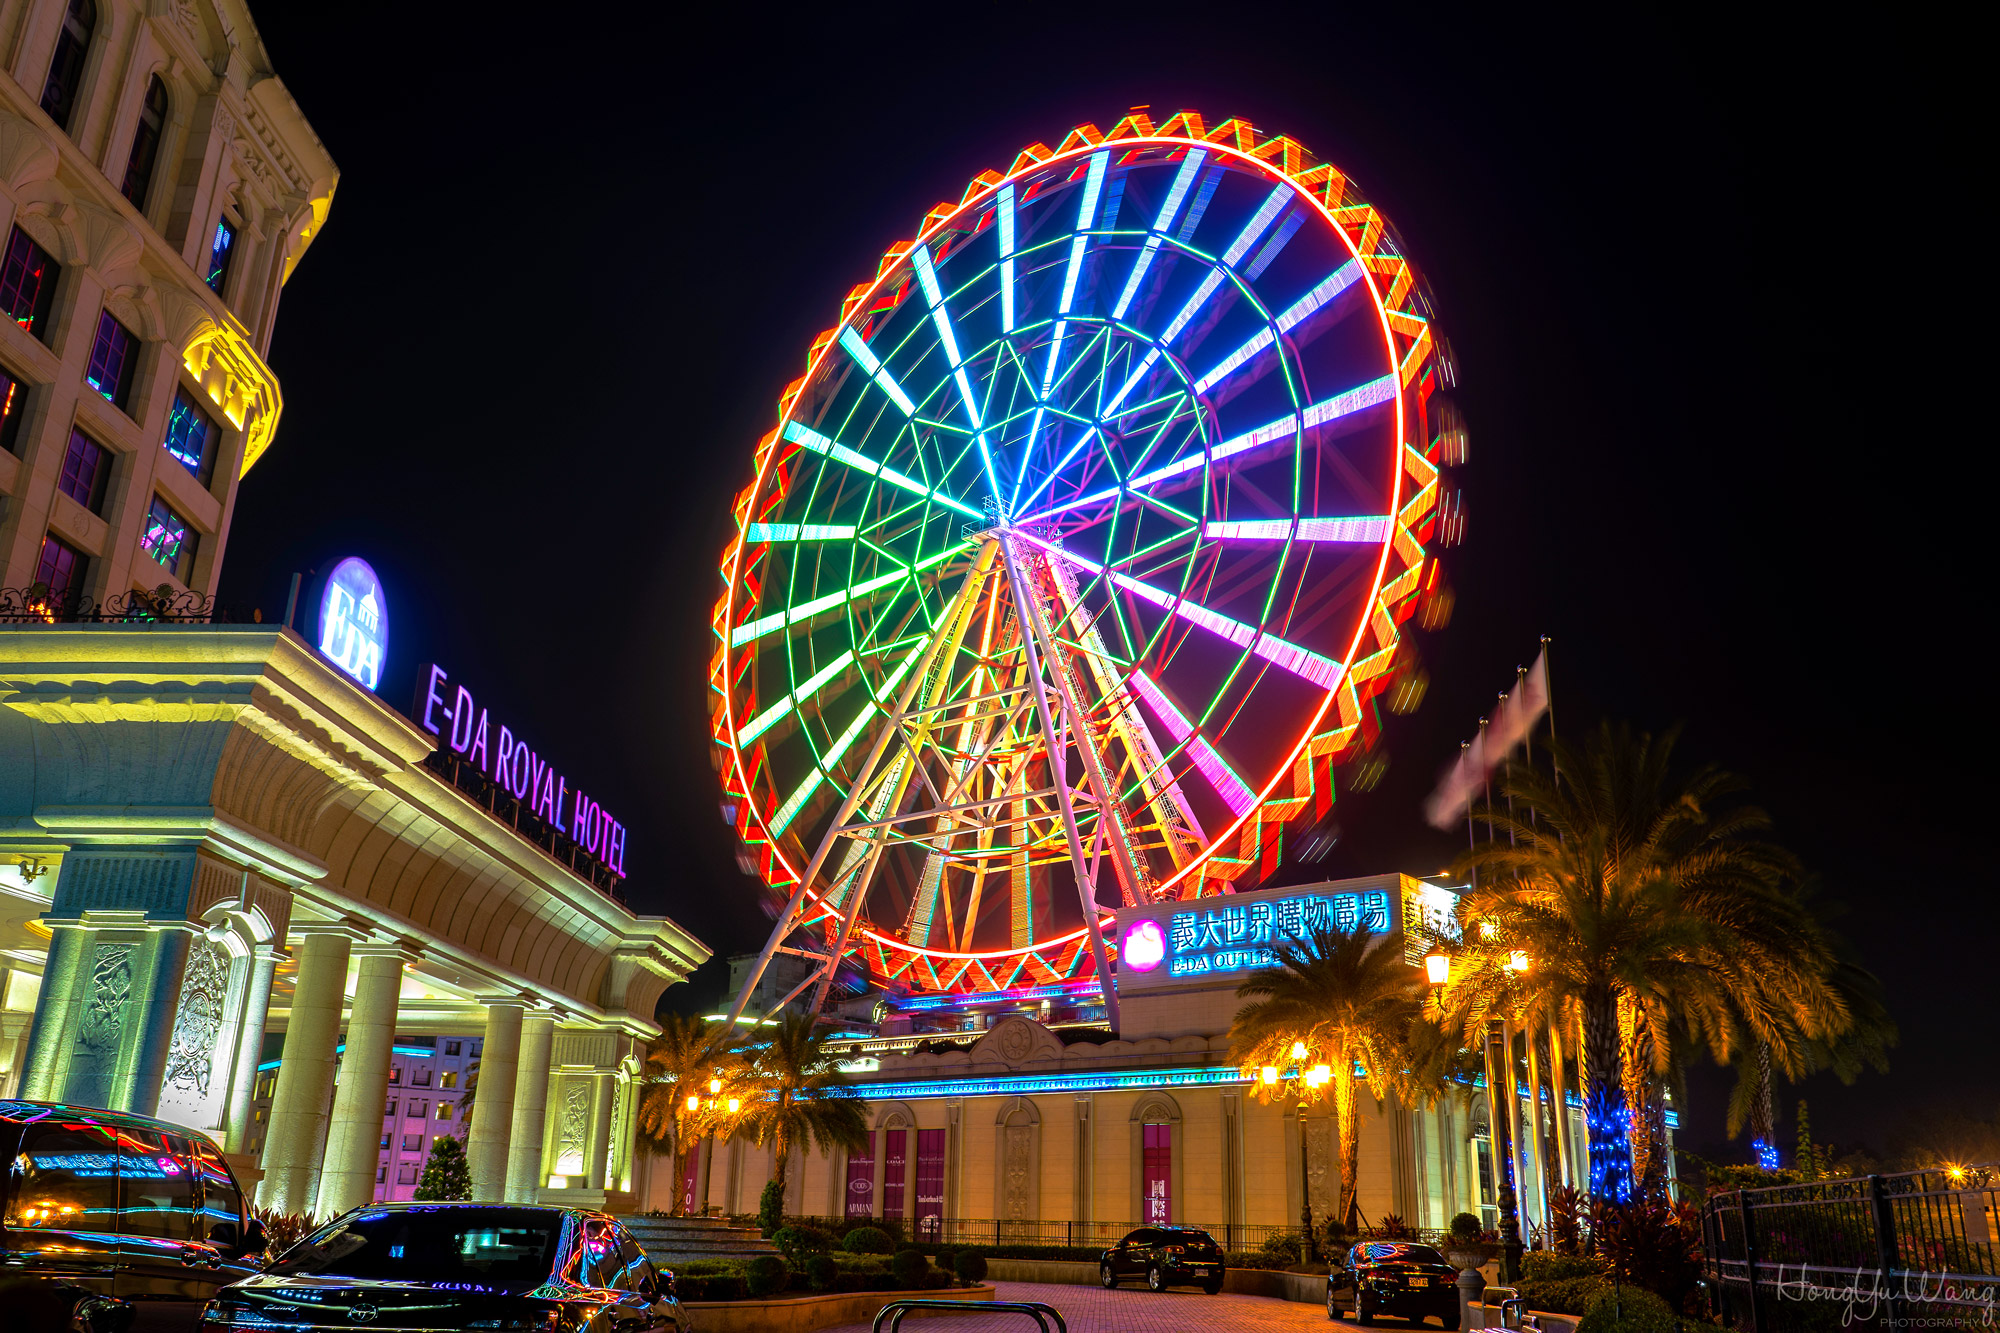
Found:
[915,1129,946,1238]
[845,1131,875,1219]
[1142,1124,1172,1225]
[882,1127,907,1221]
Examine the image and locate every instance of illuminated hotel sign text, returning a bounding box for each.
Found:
[419,664,628,877]
[1161,890,1390,978]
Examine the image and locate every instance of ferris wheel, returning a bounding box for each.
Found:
[714,110,1454,1024]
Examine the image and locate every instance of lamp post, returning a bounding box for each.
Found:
[686,1076,745,1217]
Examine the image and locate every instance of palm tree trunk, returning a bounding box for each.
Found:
[1617,995,1659,1193]
[1334,1059,1361,1234]
[1581,984,1632,1202]
[1748,1042,1776,1167]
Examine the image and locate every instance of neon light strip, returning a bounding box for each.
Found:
[1203,516,1392,543]
[912,243,999,496]
[730,545,964,647]
[1016,534,1343,691]
[744,523,858,542]
[1111,150,1209,321]
[739,649,856,744]
[839,326,917,416]
[782,420,981,518]
[889,979,1102,1011]
[1012,347,1162,517]
[1020,373,1398,525]
[998,183,1017,333]
[1057,150,1111,316]
[771,644,924,834]
[1156,184,1292,348]
[843,1065,1251,1101]
[1192,261,1363,395]
[1126,669,1255,815]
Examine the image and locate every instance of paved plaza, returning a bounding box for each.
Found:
[815,1279,1346,1332]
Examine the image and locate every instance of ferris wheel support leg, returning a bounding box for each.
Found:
[721,542,999,1030]
[996,531,1122,1031]
[806,832,891,1018]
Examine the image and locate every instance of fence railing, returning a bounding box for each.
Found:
[788,1215,1448,1254]
[1702,1164,2000,1330]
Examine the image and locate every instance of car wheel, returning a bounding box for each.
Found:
[1357,1292,1375,1326]
[1147,1264,1166,1292]
[1328,1286,1343,1320]
[1442,1312,1461,1330]
[1202,1276,1223,1295]
[1101,1263,1118,1288]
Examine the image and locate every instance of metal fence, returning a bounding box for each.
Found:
[1703,1164,2000,1330]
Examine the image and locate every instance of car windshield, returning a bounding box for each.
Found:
[267,1207,564,1282]
[1356,1243,1447,1265]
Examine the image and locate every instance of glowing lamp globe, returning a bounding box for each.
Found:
[1424,950,1450,986]
[1121,919,1166,972]
[685,1094,700,1112]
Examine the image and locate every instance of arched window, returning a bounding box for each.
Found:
[121,76,169,209]
[39,0,97,133]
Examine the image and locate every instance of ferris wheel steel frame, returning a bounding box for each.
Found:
[711,109,1453,1023]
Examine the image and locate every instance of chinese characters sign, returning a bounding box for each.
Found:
[1159,890,1391,978]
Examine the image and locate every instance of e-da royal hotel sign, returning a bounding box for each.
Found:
[417,664,629,880]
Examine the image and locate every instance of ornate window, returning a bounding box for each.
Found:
[140,495,197,581]
[33,533,87,609]
[86,309,139,411]
[206,217,236,295]
[40,0,96,133]
[122,75,169,209]
[58,428,109,512]
[1,227,61,342]
[0,363,26,454]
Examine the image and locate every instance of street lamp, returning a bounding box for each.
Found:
[685,1093,700,1112]
[708,1077,723,1096]
[1261,1066,1279,1085]
[1425,948,1451,986]
[1290,1040,1308,1060]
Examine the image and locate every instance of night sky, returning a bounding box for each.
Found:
[223,7,1980,1164]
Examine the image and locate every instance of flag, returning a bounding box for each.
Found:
[1424,648,1550,830]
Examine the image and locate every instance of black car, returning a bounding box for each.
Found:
[1098,1225,1226,1293]
[1327,1241,1461,1326]
[203,1203,684,1331]
[0,1099,268,1333]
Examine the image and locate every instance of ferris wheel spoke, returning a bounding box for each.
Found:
[840,326,919,416]
[1190,260,1366,397]
[1125,668,1257,816]
[1204,516,1393,543]
[1112,148,1210,321]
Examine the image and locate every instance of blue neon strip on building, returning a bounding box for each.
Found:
[846,1065,1249,1101]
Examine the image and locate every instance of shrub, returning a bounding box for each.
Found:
[1260,1231,1304,1265]
[251,1206,321,1258]
[1522,1251,1612,1284]
[1520,1275,1616,1315]
[953,1250,988,1283]
[757,1180,784,1237]
[805,1254,839,1291]
[1593,1195,1706,1315]
[1575,1285,1678,1333]
[745,1254,791,1298]
[772,1223,835,1265]
[846,1216,905,1248]
[933,1245,955,1273]
[890,1247,929,1288]
[678,1272,748,1300]
[1450,1212,1483,1239]
[843,1225,894,1255]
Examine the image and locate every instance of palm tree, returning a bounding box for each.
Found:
[743,1014,869,1208]
[637,1013,749,1216]
[1229,918,1441,1240]
[1451,722,1857,1201]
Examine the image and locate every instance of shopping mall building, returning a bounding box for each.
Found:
[655,876,1669,1243]
[0,0,709,1219]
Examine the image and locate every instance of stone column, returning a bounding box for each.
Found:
[259,930,352,1215]
[467,1002,523,1202]
[584,1072,616,1189]
[503,1014,555,1202]
[315,952,405,1216]
[223,945,282,1156]
[19,922,90,1100]
[121,925,194,1117]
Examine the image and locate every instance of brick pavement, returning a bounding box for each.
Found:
[812,1278,1344,1332]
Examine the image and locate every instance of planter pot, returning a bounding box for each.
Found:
[1445,1244,1496,1271]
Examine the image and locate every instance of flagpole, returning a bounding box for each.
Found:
[1540,635,1558,789]
[1478,716,1492,843]
[1463,740,1476,890]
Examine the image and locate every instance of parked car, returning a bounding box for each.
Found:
[202,1203,685,1330]
[0,1098,268,1332]
[1326,1240,1462,1326]
[1098,1225,1226,1293]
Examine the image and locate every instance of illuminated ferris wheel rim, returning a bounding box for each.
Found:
[714,109,1446,990]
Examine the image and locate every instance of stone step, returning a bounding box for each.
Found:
[616,1215,781,1266]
